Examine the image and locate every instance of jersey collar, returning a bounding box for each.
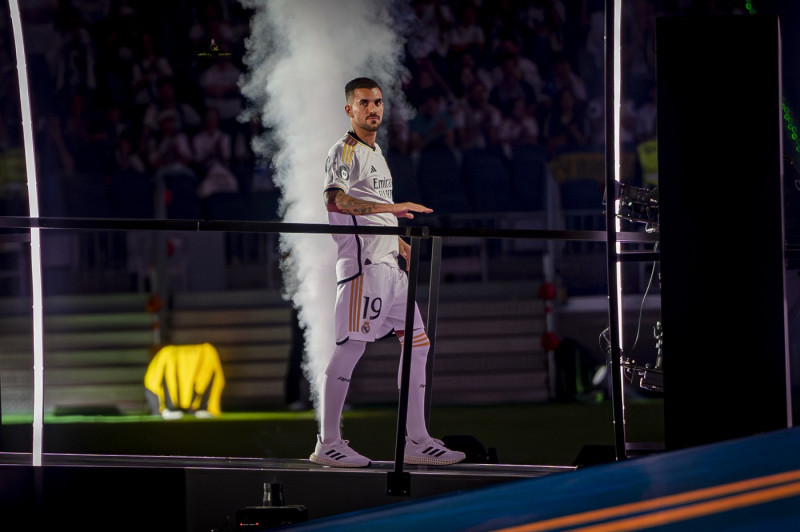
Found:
[347,130,376,151]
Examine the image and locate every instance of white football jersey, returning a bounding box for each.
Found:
[324,131,399,283]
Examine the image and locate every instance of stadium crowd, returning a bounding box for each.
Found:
[0,0,744,219]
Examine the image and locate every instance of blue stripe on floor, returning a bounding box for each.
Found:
[282,427,800,531]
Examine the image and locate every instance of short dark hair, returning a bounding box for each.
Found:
[345,77,381,102]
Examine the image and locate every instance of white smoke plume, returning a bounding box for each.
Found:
[238,0,412,416]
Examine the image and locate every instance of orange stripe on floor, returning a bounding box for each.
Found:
[495,469,800,532]
[570,481,800,532]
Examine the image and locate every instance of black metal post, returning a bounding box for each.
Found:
[386,235,420,496]
[423,237,443,427]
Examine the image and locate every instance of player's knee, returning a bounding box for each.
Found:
[397,328,428,344]
[411,329,429,348]
[326,339,366,378]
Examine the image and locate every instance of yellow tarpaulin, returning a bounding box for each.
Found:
[144,343,225,416]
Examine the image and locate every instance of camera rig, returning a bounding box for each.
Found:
[604,181,659,232]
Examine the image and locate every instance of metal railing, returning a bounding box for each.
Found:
[0,214,658,491]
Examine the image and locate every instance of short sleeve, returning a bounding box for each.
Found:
[324,142,359,195]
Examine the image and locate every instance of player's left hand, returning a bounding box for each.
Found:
[398,237,411,271]
[389,202,433,219]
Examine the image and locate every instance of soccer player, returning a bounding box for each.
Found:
[310,77,465,468]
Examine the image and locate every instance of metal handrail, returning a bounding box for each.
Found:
[0,213,660,492]
[0,216,658,244]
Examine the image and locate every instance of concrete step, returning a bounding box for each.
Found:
[0,284,552,415]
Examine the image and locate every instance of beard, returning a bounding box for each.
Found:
[358,116,381,132]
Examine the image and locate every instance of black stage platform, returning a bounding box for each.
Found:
[4,427,800,531]
[0,452,574,531]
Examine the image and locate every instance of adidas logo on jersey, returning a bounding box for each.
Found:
[370,165,377,173]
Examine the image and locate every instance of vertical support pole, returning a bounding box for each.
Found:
[604,0,627,461]
[387,235,420,496]
[424,236,443,426]
[9,0,45,466]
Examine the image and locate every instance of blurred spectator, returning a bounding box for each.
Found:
[385,104,412,157]
[197,43,244,134]
[89,100,134,176]
[497,96,541,159]
[61,92,95,173]
[542,87,589,156]
[585,93,637,148]
[114,130,147,179]
[520,0,569,76]
[452,59,480,102]
[0,20,24,211]
[447,4,486,64]
[139,76,201,156]
[408,88,457,157]
[489,41,544,104]
[188,1,238,54]
[483,1,526,60]
[35,111,74,215]
[453,52,494,100]
[575,9,604,101]
[146,108,196,182]
[111,132,152,220]
[233,114,275,194]
[130,31,175,111]
[95,2,144,112]
[19,0,61,108]
[0,46,20,147]
[192,107,239,198]
[407,0,455,67]
[585,96,604,147]
[452,80,502,152]
[405,65,453,112]
[622,0,657,105]
[488,50,539,118]
[405,0,455,103]
[51,4,97,107]
[541,54,588,117]
[66,0,111,26]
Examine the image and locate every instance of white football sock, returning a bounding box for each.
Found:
[319,339,366,444]
[398,329,431,443]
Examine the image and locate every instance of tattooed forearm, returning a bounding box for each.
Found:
[330,190,385,215]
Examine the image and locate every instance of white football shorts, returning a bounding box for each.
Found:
[334,262,424,343]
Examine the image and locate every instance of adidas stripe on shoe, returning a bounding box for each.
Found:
[309,435,370,468]
[404,436,466,465]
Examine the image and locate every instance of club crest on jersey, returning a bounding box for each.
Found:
[361,322,370,334]
[338,165,350,181]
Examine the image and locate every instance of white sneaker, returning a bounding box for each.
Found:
[309,435,370,467]
[161,408,184,420]
[404,436,466,465]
